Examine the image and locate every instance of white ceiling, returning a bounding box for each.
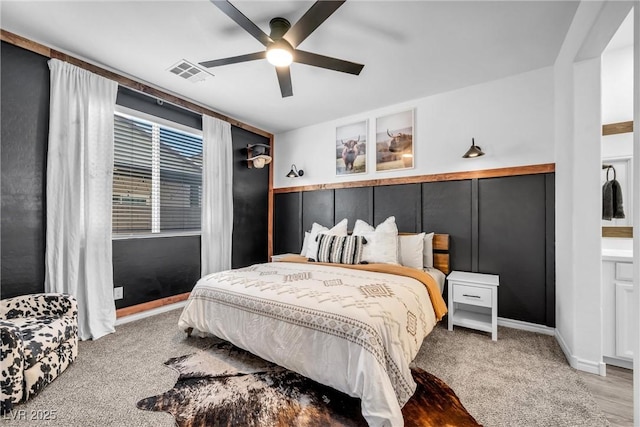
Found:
[1,1,580,134]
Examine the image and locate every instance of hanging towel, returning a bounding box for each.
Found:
[602,169,625,220]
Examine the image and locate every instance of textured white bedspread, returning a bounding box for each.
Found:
[178,261,437,426]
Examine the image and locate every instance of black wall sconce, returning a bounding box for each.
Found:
[246,143,272,168]
[286,164,304,178]
[462,138,485,158]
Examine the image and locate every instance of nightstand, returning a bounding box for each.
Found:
[447,271,500,341]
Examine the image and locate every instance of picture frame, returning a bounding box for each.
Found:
[375,109,414,172]
[336,120,367,175]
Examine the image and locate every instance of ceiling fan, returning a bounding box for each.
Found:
[200,0,364,98]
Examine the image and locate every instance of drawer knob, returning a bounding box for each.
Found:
[463,294,481,299]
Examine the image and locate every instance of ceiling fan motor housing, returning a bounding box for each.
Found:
[269,17,291,40]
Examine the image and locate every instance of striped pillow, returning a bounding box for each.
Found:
[316,234,366,265]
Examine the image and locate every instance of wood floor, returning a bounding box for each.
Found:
[578,365,634,426]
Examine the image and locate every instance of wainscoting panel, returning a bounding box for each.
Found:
[335,187,374,227]
[374,184,422,232]
[477,174,547,325]
[302,190,335,234]
[422,180,473,273]
[273,171,555,326]
[274,192,302,255]
[113,236,200,309]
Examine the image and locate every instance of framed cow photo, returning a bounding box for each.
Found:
[336,120,367,175]
[375,109,414,172]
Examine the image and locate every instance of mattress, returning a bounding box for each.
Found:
[424,267,446,294]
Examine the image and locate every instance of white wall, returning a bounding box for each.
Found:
[274,66,554,188]
[572,57,605,371]
[602,45,635,124]
[554,0,633,376]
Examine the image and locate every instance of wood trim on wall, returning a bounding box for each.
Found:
[267,135,274,259]
[602,226,633,238]
[602,121,633,136]
[115,292,191,318]
[0,29,273,139]
[274,163,555,194]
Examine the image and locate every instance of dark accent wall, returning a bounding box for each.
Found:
[273,174,555,327]
[116,87,202,130]
[230,126,270,269]
[1,42,49,298]
[1,42,270,308]
[112,236,200,307]
[422,180,473,273]
[477,175,548,325]
[274,192,302,255]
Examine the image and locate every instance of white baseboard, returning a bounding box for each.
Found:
[497,317,556,336]
[555,329,607,376]
[115,301,187,326]
[603,355,634,370]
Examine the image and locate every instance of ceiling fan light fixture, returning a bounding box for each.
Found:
[266,40,293,67]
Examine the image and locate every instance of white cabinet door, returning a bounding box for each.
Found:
[615,282,635,359]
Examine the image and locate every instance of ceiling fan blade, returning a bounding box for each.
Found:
[210,0,272,46]
[284,0,346,48]
[199,51,266,68]
[275,66,293,98]
[294,50,364,75]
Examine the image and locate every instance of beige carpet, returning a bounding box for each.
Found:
[414,325,610,427]
[1,309,609,427]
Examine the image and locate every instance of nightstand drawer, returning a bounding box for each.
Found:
[452,284,492,307]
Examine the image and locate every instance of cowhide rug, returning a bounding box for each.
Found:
[137,342,480,427]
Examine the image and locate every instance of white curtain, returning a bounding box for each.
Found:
[201,115,233,276]
[45,59,118,340]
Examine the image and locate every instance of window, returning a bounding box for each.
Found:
[113,110,202,237]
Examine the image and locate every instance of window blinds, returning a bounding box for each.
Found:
[113,113,202,235]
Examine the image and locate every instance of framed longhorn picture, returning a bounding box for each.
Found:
[375,109,414,172]
[336,120,367,175]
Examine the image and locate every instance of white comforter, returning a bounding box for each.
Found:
[178,261,438,426]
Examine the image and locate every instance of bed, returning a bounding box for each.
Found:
[178,229,449,427]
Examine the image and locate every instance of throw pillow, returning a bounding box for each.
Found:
[305,218,349,261]
[316,234,366,264]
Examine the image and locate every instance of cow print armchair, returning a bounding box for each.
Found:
[0,293,78,414]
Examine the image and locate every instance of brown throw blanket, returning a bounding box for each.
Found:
[280,255,448,321]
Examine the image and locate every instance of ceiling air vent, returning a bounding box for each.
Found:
[168,60,213,83]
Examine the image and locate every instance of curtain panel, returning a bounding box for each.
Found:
[45,59,118,340]
[201,115,233,276]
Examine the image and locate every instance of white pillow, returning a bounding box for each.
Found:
[353,216,399,264]
[300,232,310,256]
[398,233,426,269]
[305,218,348,260]
[423,232,435,268]
[353,216,398,235]
[359,231,399,264]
